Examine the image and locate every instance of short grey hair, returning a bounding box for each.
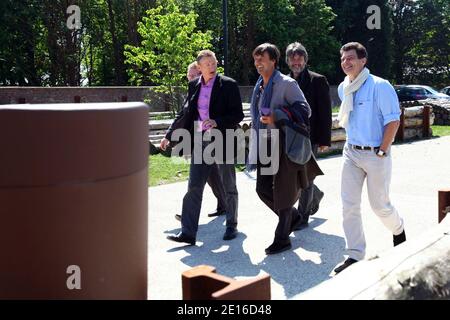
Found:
[285,42,308,64]
[196,50,217,64]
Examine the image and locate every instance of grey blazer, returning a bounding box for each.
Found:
[269,71,311,117]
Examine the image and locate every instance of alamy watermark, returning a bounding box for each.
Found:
[367,5,381,30]
[169,123,280,175]
[66,265,81,290]
[66,5,81,30]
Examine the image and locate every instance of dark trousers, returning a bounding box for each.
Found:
[255,142,299,245]
[297,144,322,219]
[181,143,238,238]
[206,165,227,212]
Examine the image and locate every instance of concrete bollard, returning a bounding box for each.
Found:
[0,103,148,299]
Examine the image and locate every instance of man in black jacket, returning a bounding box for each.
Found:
[163,50,244,245]
[286,42,332,229]
[165,61,228,221]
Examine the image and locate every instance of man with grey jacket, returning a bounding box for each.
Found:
[249,43,323,255]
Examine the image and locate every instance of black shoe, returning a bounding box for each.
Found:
[208,209,226,217]
[167,232,196,245]
[334,258,358,274]
[310,189,324,216]
[223,227,238,240]
[393,230,406,246]
[265,242,292,255]
[294,220,309,231]
[175,214,181,221]
[291,214,303,232]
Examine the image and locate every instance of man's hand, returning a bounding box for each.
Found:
[203,119,217,129]
[260,115,274,125]
[318,146,329,153]
[160,138,170,151]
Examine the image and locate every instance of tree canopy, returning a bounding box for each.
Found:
[0,0,448,88]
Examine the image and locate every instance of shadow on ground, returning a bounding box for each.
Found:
[164,216,345,298]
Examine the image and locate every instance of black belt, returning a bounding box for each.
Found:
[349,144,379,151]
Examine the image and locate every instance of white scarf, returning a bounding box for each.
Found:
[338,68,370,129]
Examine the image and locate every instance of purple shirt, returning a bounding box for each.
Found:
[197,75,216,131]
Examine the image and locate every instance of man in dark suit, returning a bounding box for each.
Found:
[163,50,244,245]
[286,42,332,229]
[165,61,228,221]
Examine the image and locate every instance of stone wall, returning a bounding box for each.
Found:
[0,85,340,109]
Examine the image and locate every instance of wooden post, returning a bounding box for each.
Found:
[182,265,271,300]
[396,107,405,142]
[438,190,450,223]
[423,105,431,138]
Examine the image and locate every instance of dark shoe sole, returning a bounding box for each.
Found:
[167,234,196,246]
[208,210,226,217]
[334,258,358,274]
[310,191,324,216]
[265,243,292,255]
[293,221,309,231]
[223,229,238,240]
[175,214,181,221]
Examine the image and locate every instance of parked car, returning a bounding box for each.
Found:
[395,85,450,102]
[440,86,450,96]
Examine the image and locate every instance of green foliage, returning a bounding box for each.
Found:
[326,0,393,83]
[1,0,448,89]
[391,0,450,87]
[124,0,213,112]
[288,0,340,77]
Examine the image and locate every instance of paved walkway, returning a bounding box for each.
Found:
[148,136,450,299]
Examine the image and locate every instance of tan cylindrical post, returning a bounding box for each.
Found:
[0,103,148,299]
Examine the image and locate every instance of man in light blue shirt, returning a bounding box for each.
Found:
[334,42,406,274]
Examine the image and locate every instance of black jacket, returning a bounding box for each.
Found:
[165,74,244,158]
[289,68,332,146]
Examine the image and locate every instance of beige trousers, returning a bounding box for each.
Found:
[341,143,404,260]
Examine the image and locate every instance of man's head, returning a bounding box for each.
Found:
[286,42,308,76]
[187,61,201,81]
[340,42,368,80]
[196,50,217,82]
[253,43,280,78]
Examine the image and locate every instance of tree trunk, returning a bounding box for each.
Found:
[107,0,125,85]
[241,3,256,85]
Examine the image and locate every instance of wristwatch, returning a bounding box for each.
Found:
[376,149,387,157]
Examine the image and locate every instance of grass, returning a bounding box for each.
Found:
[148,154,248,187]
[332,105,340,113]
[149,125,450,187]
[431,125,450,137]
[148,154,190,186]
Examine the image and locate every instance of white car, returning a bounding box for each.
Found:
[440,86,450,96]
